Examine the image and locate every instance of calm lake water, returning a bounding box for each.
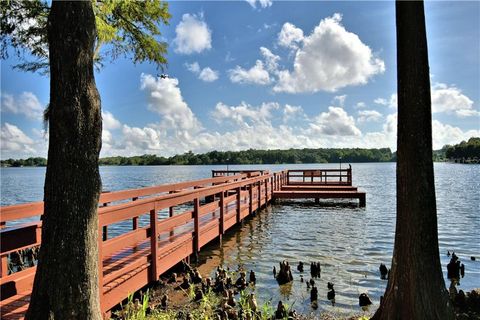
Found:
[1,163,479,316]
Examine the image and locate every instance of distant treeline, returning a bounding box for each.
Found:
[0,157,47,167]
[444,137,480,160]
[2,138,478,167]
[98,148,394,166]
[1,148,394,167]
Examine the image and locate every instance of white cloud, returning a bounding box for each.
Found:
[140,74,201,133]
[260,47,280,73]
[228,60,271,85]
[185,62,201,73]
[1,91,43,120]
[102,111,121,130]
[185,62,219,82]
[376,83,478,117]
[374,98,388,106]
[308,106,361,136]
[332,95,347,107]
[0,123,48,158]
[432,120,480,150]
[212,101,279,126]
[357,110,383,123]
[431,83,478,117]
[278,22,304,49]
[274,13,385,93]
[355,102,367,109]
[245,0,272,9]
[199,67,219,82]
[283,104,304,122]
[174,13,212,54]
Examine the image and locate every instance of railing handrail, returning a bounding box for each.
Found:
[0,173,250,223]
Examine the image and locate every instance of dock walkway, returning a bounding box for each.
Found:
[0,168,365,319]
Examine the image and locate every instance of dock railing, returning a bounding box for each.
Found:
[0,170,289,317]
[286,165,352,186]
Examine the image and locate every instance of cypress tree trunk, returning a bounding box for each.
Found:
[372,2,454,319]
[26,1,102,319]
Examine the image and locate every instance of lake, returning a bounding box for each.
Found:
[1,163,479,316]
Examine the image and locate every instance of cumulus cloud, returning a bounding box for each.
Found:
[283,104,304,122]
[431,83,478,117]
[174,13,212,54]
[332,95,347,107]
[228,60,271,85]
[140,74,201,133]
[432,120,480,149]
[277,22,304,49]
[102,111,121,130]
[274,13,385,93]
[212,101,279,126]
[260,47,280,73]
[185,62,219,82]
[0,123,48,158]
[355,102,367,109]
[245,0,272,9]
[357,110,383,123]
[1,91,43,120]
[376,83,478,117]
[308,106,361,136]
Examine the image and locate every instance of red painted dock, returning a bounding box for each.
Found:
[0,168,365,319]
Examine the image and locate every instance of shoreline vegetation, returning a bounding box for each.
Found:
[1,137,479,168]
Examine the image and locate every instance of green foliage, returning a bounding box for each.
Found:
[1,0,170,72]
[1,147,397,167]
[97,148,395,166]
[445,137,480,160]
[0,157,47,167]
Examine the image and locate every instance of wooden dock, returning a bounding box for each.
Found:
[0,168,365,319]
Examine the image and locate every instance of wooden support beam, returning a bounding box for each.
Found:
[219,192,225,235]
[249,184,253,214]
[193,198,200,256]
[150,207,159,281]
[236,187,241,223]
[132,197,138,230]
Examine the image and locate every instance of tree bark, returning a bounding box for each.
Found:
[26,1,102,319]
[372,2,454,319]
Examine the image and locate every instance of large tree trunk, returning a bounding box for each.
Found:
[26,1,102,319]
[372,2,454,319]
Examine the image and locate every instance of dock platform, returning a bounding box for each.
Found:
[0,167,365,319]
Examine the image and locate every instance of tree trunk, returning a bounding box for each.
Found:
[372,2,454,319]
[26,1,102,319]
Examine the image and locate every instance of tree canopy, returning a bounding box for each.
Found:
[445,137,480,160]
[1,0,170,73]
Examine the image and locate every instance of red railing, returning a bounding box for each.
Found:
[286,165,352,186]
[0,170,289,318]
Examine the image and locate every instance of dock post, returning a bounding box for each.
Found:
[257,181,261,209]
[132,197,138,230]
[359,194,366,207]
[265,177,269,204]
[98,224,104,313]
[193,198,200,259]
[236,187,241,223]
[219,191,225,243]
[150,206,159,280]
[101,203,108,241]
[270,176,274,201]
[169,191,174,237]
[249,183,253,214]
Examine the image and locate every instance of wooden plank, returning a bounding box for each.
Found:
[102,227,149,258]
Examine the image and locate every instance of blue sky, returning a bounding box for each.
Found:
[1,0,479,159]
